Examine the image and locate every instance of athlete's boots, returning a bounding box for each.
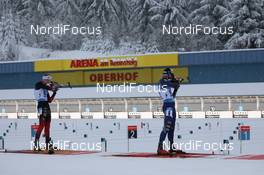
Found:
[157,144,170,155]
[33,139,41,151]
[45,137,53,150]
[46,137,55,154]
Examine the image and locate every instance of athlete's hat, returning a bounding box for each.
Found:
[42,74,52,81]
[163,68,173,79]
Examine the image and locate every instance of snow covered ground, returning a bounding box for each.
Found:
[1,119,264,153]
[18,46,104,61]
[0,118,264,175]
[1,152,264,175]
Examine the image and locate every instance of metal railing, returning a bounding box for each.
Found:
[0,96,263,114]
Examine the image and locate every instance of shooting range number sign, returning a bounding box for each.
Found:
[239,126,250,140]
[128,125,137,139]
[31,125,39,138]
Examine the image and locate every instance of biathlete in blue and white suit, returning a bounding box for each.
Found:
[157,68,182,155]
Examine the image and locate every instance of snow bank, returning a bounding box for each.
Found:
[18,46,104,61]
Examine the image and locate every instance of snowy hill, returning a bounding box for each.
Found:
[18,46,104,61]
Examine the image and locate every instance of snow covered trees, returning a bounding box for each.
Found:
[151,0,188,25]
[56,0,80,23]
[0,10,26,61]
[150,0,189,51]
[1,0,264,61]
[80,0,131,53]
[131,0,154,43]
[82,0,129,32]
[188,0,230,50]
[221,0,264,48]
[20,0,55,22]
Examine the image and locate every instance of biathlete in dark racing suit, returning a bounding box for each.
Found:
[34,74,59,151]
[157,68,182,155]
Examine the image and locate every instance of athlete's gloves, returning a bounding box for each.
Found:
[171,73,184,97]
[170,73,179,87]
[51,82,60,92]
